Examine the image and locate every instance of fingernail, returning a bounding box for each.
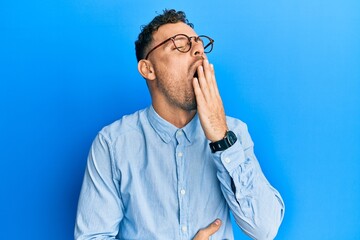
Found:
[204,59,209,65]
[214,219,221,225]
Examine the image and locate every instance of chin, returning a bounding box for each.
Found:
[181,100,197,111]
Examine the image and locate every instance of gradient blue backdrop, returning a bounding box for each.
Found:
[1,0,359,239]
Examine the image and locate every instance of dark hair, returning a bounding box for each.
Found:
[135,9,194,62]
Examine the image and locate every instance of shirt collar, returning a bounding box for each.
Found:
[182,112,200,143]
[147,105,201,144]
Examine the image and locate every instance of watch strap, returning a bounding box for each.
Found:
[209,130,237,153]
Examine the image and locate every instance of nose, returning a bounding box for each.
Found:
[190,37,204,57]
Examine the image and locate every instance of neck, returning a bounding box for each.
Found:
[152,102,196,128]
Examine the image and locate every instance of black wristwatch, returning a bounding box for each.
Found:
[209,130,237,153]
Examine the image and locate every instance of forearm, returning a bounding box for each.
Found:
[213,140,285,240]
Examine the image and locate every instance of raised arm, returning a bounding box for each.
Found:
[193,57,285,239]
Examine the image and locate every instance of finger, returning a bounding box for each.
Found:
[209,63,221,98]
[196,66,211,101]
[202,60,218,99]
[195,219,222,239]
[203,59,214,88]
[193,77,206,106]
[203,219,222,236]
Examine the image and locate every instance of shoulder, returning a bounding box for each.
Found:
[98,107,149,143]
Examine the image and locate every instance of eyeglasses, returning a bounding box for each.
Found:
[145,34,214,60]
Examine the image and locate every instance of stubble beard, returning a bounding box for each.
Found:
[156,75,197,112]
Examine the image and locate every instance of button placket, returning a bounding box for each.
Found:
[175,129,188,239]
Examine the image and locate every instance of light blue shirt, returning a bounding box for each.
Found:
[75,106,284,240]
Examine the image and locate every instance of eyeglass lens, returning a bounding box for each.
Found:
[173,35,213,53]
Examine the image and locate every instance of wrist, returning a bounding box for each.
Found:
[209,130,237,153]
[209,129,227,142]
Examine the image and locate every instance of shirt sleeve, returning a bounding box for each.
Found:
[75,133,123,240]
[212,122,285,240]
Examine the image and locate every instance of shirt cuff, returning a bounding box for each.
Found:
[212,140,247,174]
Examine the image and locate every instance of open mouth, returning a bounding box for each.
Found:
[193,71,199,79]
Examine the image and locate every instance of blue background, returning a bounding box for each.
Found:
[1,0,359,239]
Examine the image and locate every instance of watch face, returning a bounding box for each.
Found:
[227,131,237,144]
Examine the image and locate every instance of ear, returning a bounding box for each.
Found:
[137,59,156,81]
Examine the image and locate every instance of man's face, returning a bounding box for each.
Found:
[147,22,205,111]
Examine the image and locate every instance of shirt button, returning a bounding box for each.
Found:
[182,225,187,232]
[180,189,186,195]
[224,157,231,163]
[177,152,183,157]
[177,131,183,136]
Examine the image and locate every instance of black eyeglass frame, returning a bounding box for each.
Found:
[144,34,214,60]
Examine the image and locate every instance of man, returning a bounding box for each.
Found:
[75,9,285,240]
